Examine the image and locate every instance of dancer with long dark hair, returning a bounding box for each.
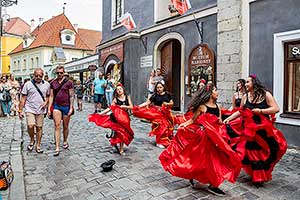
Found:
[224,75,287,187]
[133,81,174,148]
[89,84,133,155]
[159,85,241,196]
[231,79,246,109]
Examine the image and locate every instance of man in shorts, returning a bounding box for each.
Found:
[18,68,50,153]
[91,72,106,113]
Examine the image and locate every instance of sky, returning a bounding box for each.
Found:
[6,0,102,31]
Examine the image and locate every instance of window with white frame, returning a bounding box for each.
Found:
[111,0,124,27]
[154,0,178,22]
[284,42,300,116]
[23,59,27,70]
[31,58,34,69]
[36,57,39,68]
[17,60,20,70]
[13,61,17,71]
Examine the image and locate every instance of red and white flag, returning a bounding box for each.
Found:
[171,0,192,15]
[120,12,136,31]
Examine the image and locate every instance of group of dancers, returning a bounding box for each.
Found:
[88,74,287,196]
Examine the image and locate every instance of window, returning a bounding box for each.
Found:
[31,58,34,69]
[284,42,300,117]
[112,0,124,27]
[13,61,17,70]
[154,0,177,22]
[65,35,71,41]
[23,59,27,70]
[17,60,20,70]
[36,57,39,68]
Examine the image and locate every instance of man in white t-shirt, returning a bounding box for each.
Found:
[18,68,50,153]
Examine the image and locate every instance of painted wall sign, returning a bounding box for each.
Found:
[140,55,153,68]
[188,43,215,96]
[100,43,124,66]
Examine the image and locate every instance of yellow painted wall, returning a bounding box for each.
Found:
[1,35,23,75]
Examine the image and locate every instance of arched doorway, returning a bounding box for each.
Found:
[160,40,181,110]
[154,32,185,111]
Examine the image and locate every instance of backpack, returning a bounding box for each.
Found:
[0,161,14,190]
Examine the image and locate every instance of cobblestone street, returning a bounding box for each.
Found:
[1,102,300,200]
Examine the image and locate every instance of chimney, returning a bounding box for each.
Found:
[73,23,78,32]
[39,17,44,26]
[30,19,35,32]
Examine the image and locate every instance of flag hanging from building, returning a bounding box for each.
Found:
[171,0,192,15]
[120,12,136,31]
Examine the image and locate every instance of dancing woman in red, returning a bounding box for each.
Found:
[159,85,241,196]
[224,75,287,187]
[134,82,174,148]
[89,84,133,155]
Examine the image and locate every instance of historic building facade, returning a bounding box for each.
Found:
[99,0,300,146]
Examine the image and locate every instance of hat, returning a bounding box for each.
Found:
[100,160,116,172]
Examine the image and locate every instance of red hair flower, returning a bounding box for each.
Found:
[249,74,257,79]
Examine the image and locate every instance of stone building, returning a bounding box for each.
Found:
[99,0,300,147]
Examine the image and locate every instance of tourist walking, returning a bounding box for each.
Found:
[8,74,20,116]
[91,72,106,113]
[105,73,115,106]
[47,66,74,156]
[18,68,50,153]
[0,76,12,117]
[74,80,84,111]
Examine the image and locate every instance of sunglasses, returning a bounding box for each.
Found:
[56,72,64,75]
[34,75,43,78]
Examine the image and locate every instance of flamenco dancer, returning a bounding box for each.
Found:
[159,85,241,196]
[133,81,174,148]
[231,79,246,109]
[224,75,287,187]
[89,84,133,155]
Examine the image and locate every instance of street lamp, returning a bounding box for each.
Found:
[0,0,18,73]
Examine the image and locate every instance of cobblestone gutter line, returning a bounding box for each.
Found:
[8,119,26,200]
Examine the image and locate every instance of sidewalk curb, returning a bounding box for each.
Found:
[8,119,26,200]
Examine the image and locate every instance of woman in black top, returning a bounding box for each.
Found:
[231,79,246,109]
[160,84,241,197]
[90,84,133,155]
[136,82,174,148]
[224,75,287,187]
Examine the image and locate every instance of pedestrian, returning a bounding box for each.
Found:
[8,74,20,116]
[159,85,241,196]
[47,66,74,156]
[105,73,115,106]
[89,83,134,155]
[147,69,156,99]
[223,74,287,187]
[231,79,246,109]
[18,68,50,153]
[91,72,106,113]
[74,80,84,111]
[0,76,12,117]
[152,68,165,85]
[134,81,174,148]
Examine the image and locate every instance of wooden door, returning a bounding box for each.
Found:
[160,40,181,110]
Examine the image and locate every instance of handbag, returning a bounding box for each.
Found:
[0,161,14,191]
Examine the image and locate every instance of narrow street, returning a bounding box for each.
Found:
[0,102,299,200]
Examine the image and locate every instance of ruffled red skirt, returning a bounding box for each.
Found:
[132,105,175,147]
[159,113,242,187]
[88,105,134,146]
[237,108,287,182]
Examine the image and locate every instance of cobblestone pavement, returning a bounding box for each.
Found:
[1,102,300,200]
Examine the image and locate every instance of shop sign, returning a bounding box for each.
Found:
[88,64,97,71]
[188,44,215,96]
[140,55,153,68]
[288,44,300,59]
[100,43,124,66]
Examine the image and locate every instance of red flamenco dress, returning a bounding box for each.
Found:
[237,107,287,183]
[88,105,134,146]
[159,113,242,187]
[132,105,175,147]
